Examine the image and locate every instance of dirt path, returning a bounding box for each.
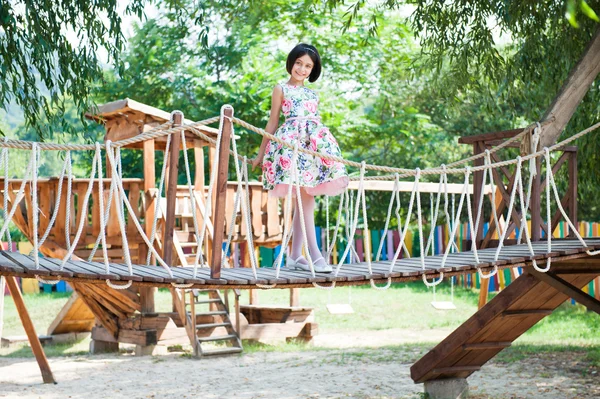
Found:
[0,330,598,399]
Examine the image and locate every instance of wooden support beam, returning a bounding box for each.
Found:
[290,288,299,307]
[463,342,512,350]
[210,106,234,278]
[5,277,55,384]
[529,270,600,315]
[91,326,158,346]
[540,27,600,148]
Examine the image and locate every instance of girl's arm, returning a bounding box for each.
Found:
[252,85,283,169]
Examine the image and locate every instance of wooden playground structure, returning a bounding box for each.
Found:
[0,27,599,399]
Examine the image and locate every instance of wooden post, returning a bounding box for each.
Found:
[140,138,156,313]
[210,106,233,278]
[163,112,183,266]
[478,276,490,309]
[568,151,578,237]
[249,289,258,305]
[595,277,600,301]
[472,141,485,248]
[6,277,55,384]
[290,288,299,307]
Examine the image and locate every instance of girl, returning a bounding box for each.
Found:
[252,43,349,273]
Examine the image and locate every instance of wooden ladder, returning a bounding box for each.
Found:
[187,289,242,357]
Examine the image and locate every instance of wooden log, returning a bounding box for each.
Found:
[5,276,55,384]
[539,27,600,148]
[210,107,234,278]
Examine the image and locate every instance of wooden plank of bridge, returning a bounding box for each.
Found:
[5,276,55,384]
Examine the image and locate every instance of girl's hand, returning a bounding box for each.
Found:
[252,155,263,171]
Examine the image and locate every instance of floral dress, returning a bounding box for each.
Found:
[262,83,349,197]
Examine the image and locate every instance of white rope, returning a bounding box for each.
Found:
[360,162,391,290]
[36,152,71,251]
[542,147,600,256]
[413,168,443,287]
[484,150,503,242]
[1,146,12,249]
[494,157,523,263]
[514,156,544,271]
[145,134,171,266]
[0,149,36,248]
[103,141,177,285]
[333,163,367,284]
[375,173,400,262]
[88,147,118,262]
[389,169,420,270]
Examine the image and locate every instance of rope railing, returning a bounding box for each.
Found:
[0,105,598,292]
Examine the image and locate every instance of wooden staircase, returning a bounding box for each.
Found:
[187,289,242,357]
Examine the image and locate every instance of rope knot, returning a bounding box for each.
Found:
[414,167,421,179]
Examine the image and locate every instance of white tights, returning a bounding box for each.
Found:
[289,189,326,267]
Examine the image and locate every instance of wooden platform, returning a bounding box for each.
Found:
[0,239,599,289]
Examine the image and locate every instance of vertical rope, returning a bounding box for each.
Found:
[145,134,171,266]
[1,147,12,249]
[375,173,400,262]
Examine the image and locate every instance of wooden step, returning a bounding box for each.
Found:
[179,242,199,248]
[196,311,227,317]
[196,322,231,330]
[197,334,238,343]
[201,347,243,357]
[194,298,221,305]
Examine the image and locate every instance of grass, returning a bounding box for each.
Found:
[1,281,599,363]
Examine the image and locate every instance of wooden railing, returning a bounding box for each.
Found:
[0,178,146,263]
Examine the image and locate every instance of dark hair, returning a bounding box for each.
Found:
[286,43,322,82]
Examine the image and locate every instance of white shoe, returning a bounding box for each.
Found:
[311,257,333,274]
[286,256,309,271]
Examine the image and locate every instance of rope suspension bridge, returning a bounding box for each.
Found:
[1,99,600,392]
[0,107,599,289]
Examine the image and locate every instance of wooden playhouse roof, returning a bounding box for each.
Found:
[85,98,219,150]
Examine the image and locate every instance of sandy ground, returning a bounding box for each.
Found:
[0,329,598,399]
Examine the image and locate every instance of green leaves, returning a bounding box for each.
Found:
[567,0,600,27]
[0,0,146,141]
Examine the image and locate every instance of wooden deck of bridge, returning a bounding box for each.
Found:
[1,238,599,289]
